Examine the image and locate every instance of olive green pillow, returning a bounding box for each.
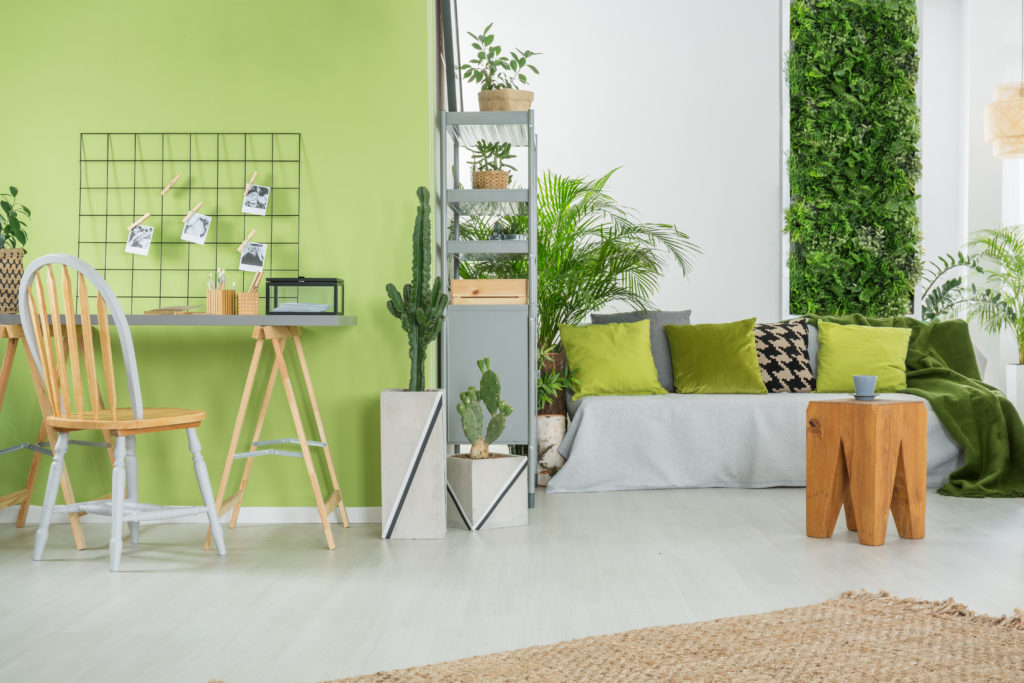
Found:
[815,321,911,393]
[559,320,666,399]
[665,318,768,394]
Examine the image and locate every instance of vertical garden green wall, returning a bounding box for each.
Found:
[0,1,435,508]
[787,0,922,315]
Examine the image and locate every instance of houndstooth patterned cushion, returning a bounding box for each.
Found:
[755,319,814,393]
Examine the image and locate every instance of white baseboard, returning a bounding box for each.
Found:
[0,505,381,525]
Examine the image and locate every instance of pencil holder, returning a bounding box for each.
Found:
[206,289,236,315]
[236,291,259,315]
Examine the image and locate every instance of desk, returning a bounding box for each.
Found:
[0,312,357,550]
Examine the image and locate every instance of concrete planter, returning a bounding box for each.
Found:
[380,390,446,539]
[446,454,527,530]
[537,414,567,486]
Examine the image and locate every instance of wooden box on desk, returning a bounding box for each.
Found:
[450,279,527,305]
[206,289,236,315]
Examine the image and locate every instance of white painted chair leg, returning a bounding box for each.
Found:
[125,434,139,545]
[109,436,127,572]
[33,432,69,561]
[188,428,225,556]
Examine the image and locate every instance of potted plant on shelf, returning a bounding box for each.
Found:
[447,358,527,530]
[380,186,449,540]
[471,141,516,190]
[461,23,540,112]
[536,346,578,486]
[0,187,30,314]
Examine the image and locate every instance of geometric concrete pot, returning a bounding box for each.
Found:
[446,453,527,531]
[380,390,446,540]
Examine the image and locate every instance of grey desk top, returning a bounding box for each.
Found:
[0,313,357,327]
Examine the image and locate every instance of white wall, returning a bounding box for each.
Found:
[457,0,783,324]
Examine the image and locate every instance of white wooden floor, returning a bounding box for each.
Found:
[1,488,1022,683]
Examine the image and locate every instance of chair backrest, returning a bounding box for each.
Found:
[18,254,143,420]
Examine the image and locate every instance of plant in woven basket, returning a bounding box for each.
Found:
[457,358,514,459]
[461,23,540,91]
[470,141,516,189]
[0,187,30,250]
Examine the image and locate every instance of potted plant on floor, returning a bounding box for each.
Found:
[447,358,527,530]
[461,23,540,112]
[471,141,516,190]
[380,186,449,540]
[0,187,30,313]
[537,346,578,486]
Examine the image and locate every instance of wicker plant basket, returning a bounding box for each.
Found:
[236,291,259,315]
[472,170,510,190]
[478,89,534,112]
[206,289,236,315]
[0,248,25,314]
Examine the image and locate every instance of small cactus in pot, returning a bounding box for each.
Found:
[457,358,514,458]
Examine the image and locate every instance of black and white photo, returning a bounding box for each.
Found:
[125,225,155,256]
[241,184,270,216]
[239,241,267,272]
[181,212,212,245]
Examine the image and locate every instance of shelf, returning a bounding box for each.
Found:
[445,111,530,147]
[447,240,529,255]
[447,189,528,216]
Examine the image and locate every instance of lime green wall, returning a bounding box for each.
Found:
[0,1,435,507]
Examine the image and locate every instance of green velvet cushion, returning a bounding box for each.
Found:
[815,321,912,393]
[559,320,666,398]
[665,318,768,394]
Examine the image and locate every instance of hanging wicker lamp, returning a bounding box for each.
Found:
[985,82,1024,158]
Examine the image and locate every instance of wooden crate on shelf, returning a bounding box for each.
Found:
[450,279,527,305]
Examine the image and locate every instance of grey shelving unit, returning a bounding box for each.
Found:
[438,110,539,508]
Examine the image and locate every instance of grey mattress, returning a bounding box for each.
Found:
[547,393,963,493]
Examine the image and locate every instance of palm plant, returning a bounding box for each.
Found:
[966,226,1024,362]
[458,169,699,351]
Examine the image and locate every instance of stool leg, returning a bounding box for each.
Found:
[33,432,68,561]
[109,436,126,572]
[847,417,899,546]
[891,408,927,539]
[843,483,857,531]
[189,428,225,557]
[806,408,847,538]
[125,435,139,545]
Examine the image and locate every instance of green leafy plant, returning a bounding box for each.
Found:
[0,187,30,250]
[470,141,517,178]
[920,251,1002,322]
[457,358,514,458]
[461,23,540,91]
[385,187,448,391]
[786,0,922,316]
[964,226,1024,363]
[457,169,699,351]
[537,346,578,413]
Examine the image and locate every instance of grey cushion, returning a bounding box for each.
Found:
[806,320,819,376]
[590,309,692,392]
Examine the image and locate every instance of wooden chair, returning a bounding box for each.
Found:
[18,253,225,571]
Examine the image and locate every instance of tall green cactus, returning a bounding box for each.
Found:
[385,186,448,391]
[458,357,514,458]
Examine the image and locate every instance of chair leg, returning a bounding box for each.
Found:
[125,435,139,545]
[188,428,225,557]
[33,432,69,561]
[109,436,126,572]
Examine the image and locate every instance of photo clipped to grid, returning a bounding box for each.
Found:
[77,132,301,314]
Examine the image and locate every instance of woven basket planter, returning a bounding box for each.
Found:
[478,89,534,112]
[0,248,25,314]
[472,170,510,190]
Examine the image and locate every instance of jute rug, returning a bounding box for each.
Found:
[337,591,1023,681]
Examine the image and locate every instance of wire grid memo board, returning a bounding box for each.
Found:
[77,132,301,314]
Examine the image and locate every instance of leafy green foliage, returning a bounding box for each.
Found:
[965,226,1024,363]
[0,186,30,250]
[457,169,699,351]
[786,0,922,316]
[460,23,540,91]
[385,187,448,391]
[537,346,578,412]
[470,141,516,179]
[920,251,1003,322]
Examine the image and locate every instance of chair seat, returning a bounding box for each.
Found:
[46,407,206,435]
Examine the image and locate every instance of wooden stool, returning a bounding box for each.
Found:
[806,399,926,546]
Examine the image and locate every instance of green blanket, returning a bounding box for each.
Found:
[808,314,1024,497]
